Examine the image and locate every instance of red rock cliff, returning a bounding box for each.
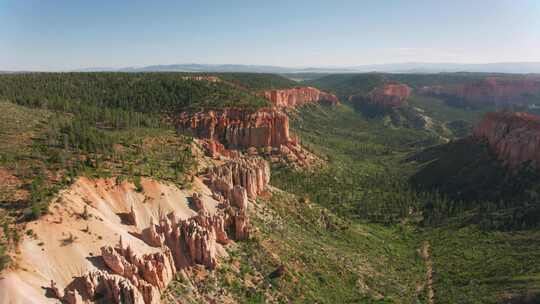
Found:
[178,108,292,148]
[208,157,270,200]
[349,83,412,108]
[262,86,339,108]
[419,76,540,106]
[473,111,540,169]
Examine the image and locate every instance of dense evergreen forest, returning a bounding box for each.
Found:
[0,72,271,113]
[216,72,297,90]
[305,72,492,98]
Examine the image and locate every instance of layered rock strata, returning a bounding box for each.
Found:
[419,76,540,106]
[178,108,292,149]
[181,75,221,83]
[473,111,540,169]
[207,157,270,200]
[262,86,339,108]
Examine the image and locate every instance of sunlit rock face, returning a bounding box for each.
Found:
[178,108,292,148]
[262,87,339,108]
[208,157,270,200]
[474,111,540,169]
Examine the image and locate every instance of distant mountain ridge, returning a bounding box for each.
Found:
[65,62,540,74]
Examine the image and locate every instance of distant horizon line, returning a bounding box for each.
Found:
[3,61,540,73]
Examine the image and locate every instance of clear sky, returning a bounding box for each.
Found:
[2,0,540,70]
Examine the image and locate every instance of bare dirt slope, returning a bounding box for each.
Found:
[0,176,224,304]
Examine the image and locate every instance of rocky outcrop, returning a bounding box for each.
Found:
[74,269,151,304]
[262,87,339,108]
[60,210,245,303]
[178,108,321,167]
[63,290,83,304]
[181,75,221,83]
[419,76,540,106]
[178,108,292,149]
[191,192,205,212]
[52,157,270,303]
[473,111,540,169]
[200,139,241,158]
[88,240,176,304]
[349,83,412,109]
[208,157,270,200]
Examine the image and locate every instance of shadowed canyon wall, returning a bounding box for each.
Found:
[419,76,540,107]
[474,111,540,169]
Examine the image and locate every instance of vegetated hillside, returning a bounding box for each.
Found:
[304,72,490,98]
[387,73,489,88]
[0,72,271,112]
[306,73,502,138]
[305,73,385,99]
[216,72,298,90]
[409,137,540,202]
[274,103,441,222]
[282,104,540,303]
[0,99,196,221]
[293,104,540,302]
[408,110,540,231]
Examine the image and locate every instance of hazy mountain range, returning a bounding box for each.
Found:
[3,62,540,74]
[70,62,540,74]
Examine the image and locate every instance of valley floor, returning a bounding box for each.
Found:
[275,103,540,303]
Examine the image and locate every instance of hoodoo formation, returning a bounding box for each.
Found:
[349,83,412,109]
[474,111,540,170]
[0,152,270,303]
[207,157,270,200]
[262,86,339,108]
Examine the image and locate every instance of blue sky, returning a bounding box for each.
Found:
[1,0,540,70]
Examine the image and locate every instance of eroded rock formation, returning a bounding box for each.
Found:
[181,75,221,83]
[419,76,540,106]
[54,157,270,303]
[207,157,270,200]
[473,111,540,169]
[349,83,412,109]
[178,108,292,149]
[262,86,339,108]
[74,269,152,304]
[60,210,250,304]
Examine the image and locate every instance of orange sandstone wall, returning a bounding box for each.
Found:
[262,87,339,108]
[474,111,540,169]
